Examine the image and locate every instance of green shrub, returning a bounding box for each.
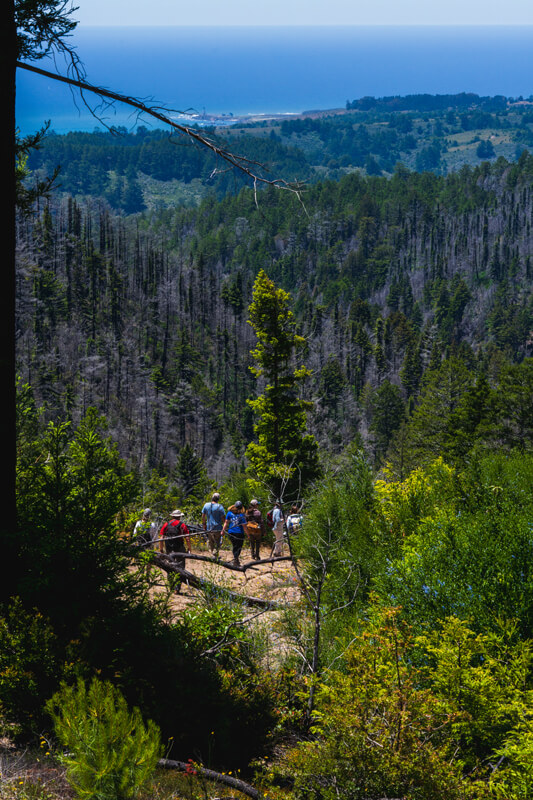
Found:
[489,715,533,799]
[0,598,58,732]
[46,677,161,800]
[379,453,533,638]
[276,605,483,800]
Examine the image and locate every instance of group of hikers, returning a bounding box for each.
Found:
[133,494,303,571]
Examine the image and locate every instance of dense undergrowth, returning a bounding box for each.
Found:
[4,372,533,798]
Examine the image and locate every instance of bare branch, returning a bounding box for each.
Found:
[199,609,269,657]
[155,551,293,572]
[16,60,307,198]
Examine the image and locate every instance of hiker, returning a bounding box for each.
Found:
[246,499,265,561]
[133,508,157,550]
[222,501,248,567]
[159,510,191,593]
[201,492,226,555]
[286,504,303,537]
[133,507,158,577]
[271,500,285,557]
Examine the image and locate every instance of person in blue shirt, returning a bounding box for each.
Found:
[221,500,248,566]
[272,500,285,557]
[201,492,226,555]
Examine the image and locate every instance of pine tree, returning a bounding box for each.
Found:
[400,339,423,397]
[369,380,406,462]
[245,270,320,500]
[490,359,533,450]
[174,443,207,500]
[390,356,474,472]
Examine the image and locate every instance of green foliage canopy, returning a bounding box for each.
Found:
[246,269,320,499]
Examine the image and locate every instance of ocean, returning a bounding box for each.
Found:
[16,25,533,134]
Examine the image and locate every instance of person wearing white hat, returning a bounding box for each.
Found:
[159,510,191,593]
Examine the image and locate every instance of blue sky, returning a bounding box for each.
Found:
[77,0,533,27]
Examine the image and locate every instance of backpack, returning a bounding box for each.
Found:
[246,518,262,539]
[164,520,185,552]
[287,514,302,535]
[134,520,153,546]
[266,507,284,528]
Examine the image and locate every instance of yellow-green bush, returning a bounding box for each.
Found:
[46,677,161,800]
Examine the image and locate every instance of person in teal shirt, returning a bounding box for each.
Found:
[201,492,226,554]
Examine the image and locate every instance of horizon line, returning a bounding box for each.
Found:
[76,22,533,28]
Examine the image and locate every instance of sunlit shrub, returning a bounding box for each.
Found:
[276,605,482,800]
[375,456,455,538]
[46,677,161,800]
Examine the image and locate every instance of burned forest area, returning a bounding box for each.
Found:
[9,93,533,800]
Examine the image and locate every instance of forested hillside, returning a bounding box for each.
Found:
[16,151,533,480]
[26,92,533,211]
[9,78,533,800]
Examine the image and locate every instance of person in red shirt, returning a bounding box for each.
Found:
[159,510,191,593]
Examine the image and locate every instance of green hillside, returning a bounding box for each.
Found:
[9,81,533,800]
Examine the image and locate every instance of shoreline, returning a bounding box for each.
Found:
[16,107,349,136]
[169,106,348,128]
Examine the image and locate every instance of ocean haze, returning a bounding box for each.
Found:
[16,25,533,134]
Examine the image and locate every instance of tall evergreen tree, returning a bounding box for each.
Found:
[369,380,406,462]
[389,356,474,472]
[245,270,320,500]
[174,443,207,500]
[490,358,533,451]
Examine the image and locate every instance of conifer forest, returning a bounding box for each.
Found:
[6,4,533,799]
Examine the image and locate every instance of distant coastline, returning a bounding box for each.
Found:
[167,94,532,130]
[16,25,533,135]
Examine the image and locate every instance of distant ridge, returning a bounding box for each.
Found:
[346,92,514,112]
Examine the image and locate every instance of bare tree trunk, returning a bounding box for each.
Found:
[2,1,18,594]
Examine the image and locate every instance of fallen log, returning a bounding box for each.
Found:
[152,553,286,609]
[158,758,269,800]
[163,552,294,571]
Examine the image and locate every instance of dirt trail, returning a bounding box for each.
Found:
[147,537,302,615]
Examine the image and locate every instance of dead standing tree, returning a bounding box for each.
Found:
[8,0,307,556]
